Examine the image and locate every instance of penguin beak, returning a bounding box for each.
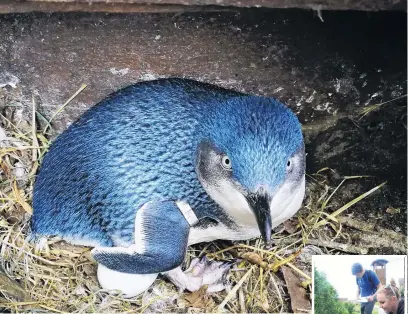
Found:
[246,190,272,248]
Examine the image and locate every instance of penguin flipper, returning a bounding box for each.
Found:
[92,200,195,274]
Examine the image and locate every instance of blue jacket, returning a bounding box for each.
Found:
[356,270,380,297]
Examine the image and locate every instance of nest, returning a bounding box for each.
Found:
[0,86,400,313]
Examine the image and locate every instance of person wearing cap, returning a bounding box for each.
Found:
[376,284,405,314]
[352,262,383,314]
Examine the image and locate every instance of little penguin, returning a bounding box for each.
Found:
[31,78,306,297]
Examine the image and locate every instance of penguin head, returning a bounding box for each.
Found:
[196,96,305,246]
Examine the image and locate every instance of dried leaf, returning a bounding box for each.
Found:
[283,218,299,234]
[241,252,268,268]
[184,285,212,308]
[241,251,298,272]
[0,161,11,177]
[3,203,26,224]
[281,266,311,313]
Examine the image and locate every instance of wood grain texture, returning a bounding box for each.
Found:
[0,0,405,13]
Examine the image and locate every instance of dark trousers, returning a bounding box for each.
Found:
[360,301,375,314]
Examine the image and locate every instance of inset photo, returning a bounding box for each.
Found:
[313,255,406,314]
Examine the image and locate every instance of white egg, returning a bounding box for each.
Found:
[97,264,158,298]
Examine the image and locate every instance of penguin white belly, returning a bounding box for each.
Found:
[97,264,158,298]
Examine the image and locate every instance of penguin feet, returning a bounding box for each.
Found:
[165,256,234,293]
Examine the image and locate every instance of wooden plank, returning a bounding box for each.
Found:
[0,1,230,13]
[0,0,405,13]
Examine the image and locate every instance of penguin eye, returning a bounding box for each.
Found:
[221,155,232,170]
[286,158,294,172]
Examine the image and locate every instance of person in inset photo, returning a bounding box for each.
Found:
[376,284,405,314]
[352,262,383,314]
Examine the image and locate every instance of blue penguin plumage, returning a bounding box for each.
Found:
[31,78,305,295]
